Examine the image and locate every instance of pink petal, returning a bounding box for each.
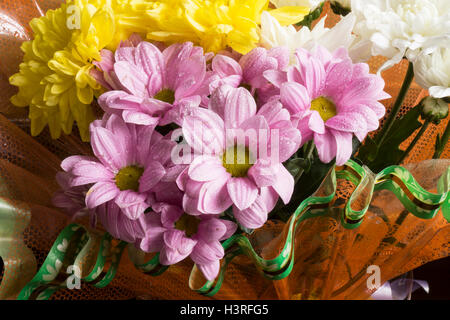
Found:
[198,177,233,214]
[219,219,238,241]
[280,82,311,114]
[248,159,278,188]
[97,202,146,243]
[115,190,148,220]
[208,84,234,119]
[226,177,258,210]
[94,49,115,73]
[188,155,227,182]
[61,155,97,172]
[262,186,279,213]
[182,107,225,155]
[324,59,353,98]
[295,51,326,98]
[308,110,325,134]
[344,105,380,131]
[90,126,127,171]
[176,167,190,191]
[183,194,203,216]
[197,218,227,242]
[139,161,166,192]
[197,260,220,281]
[314,130,337,164]
[212,54,242,78]
[190,240,224,265]
[268,46,289,71]
[325,113,366,133]
[263,69,287,88]
[122,110,160,126]
[156,203,184,228]
[174,54,207,99]
[135,41,164,96]
[115,46,136,64]
[71,160,114,183]
[86,181,119,209]
[331,130,353,166]
[257,99,291,126]
[114,61,148,97]
[148,138,176,166]
[139,230,165,253]
[233,199,268,229]
[363,100,386,119]
[239,114,269,132]
[267,121,301,163]
[160,230,197,265]
[224,87,257,129]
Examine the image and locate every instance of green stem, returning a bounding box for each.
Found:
[303,140,315,160]
[433,119,450,159]
[375,62,415,146]
[399,120,430,164]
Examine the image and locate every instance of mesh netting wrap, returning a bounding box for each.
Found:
[0,0,448,300]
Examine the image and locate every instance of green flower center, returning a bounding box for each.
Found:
[222,145,253,178]
[310,97,337,122]
[175,214,201,238]
[115,165,144,192]
[154,89,175,104]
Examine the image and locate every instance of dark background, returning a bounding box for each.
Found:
[412,256,450,300]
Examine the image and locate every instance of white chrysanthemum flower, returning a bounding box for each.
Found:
[270,0,322,10]
[414,47,450,99]
[351,0,450,72]
[260,11,371,64]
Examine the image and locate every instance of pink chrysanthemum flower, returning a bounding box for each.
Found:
[52,171,89,220]
[96,202,148,244]
[268,46,390,165]
[53,171,153,244]
[138,203,237,280]
[176,85,301,229]
[60,114,182,220]
[209,47,289,104]
[94,41,208,126]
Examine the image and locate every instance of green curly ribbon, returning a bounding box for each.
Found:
[190,160,450,296]
[0,198,37,299]
[17,224,127,300]
[16,224,170,300]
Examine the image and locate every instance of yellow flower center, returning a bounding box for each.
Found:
[175,214,201,238]
[115,166,144,192]
[310,97,337,122]
[154,89,175,104]
[222,145,253,178]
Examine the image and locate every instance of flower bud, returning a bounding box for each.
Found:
[420,96,449,124]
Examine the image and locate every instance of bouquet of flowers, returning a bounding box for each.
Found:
[0,0,449,300]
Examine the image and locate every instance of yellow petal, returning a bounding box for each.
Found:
[268,6,310,26]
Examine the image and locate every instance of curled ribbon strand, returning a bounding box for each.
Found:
[189,160,450,296]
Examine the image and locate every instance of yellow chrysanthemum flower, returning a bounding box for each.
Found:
[9,0,309,141]
[9,0,129,141]
[122,0,310,54]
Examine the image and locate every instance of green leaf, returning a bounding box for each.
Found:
[361,105,422,172]
[329,1,351,16]
[273,157,335,222]
[355,135,378,162]
[285,157,311,183]
[296,2,324,29]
